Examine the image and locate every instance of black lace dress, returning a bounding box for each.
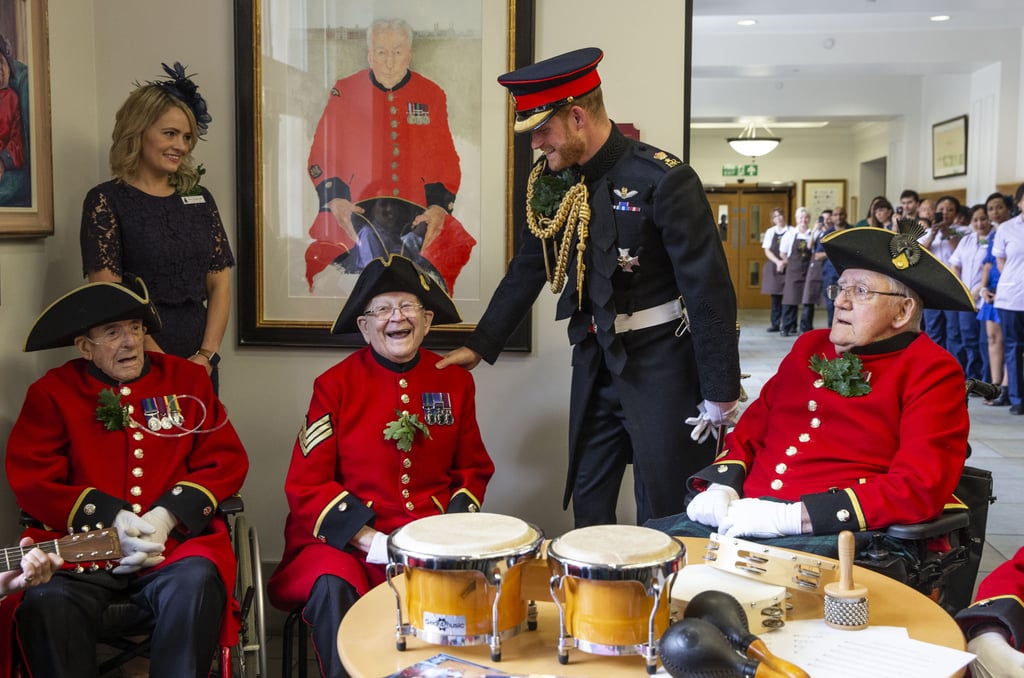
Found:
[80,180,235,359]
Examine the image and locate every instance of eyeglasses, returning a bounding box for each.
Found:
[86,321,147,346]
[362,302,424,320]
[825,284,908,303]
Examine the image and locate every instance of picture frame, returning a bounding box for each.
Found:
[932,114,967,179]
[802,179,847,219]
[233,0,535,350]
[0,0,53,237]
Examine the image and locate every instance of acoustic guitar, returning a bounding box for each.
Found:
[1,529,122,572]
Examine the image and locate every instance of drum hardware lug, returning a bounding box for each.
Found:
[549,573,572,664]
[386,562,408,651]
[490,570,503,661]
[527,600,538,631]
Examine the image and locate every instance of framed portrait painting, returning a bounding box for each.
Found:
[234,0,535,350]
[932,115,967,179]
[0,0,53,237]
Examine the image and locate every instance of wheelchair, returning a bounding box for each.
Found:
[16,495,268,677]
[854,378,997,615]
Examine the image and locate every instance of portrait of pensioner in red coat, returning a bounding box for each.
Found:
[303,16,478,298]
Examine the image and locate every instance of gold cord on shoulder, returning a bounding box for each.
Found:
[525,161,591,309]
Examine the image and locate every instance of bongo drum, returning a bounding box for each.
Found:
[547,525,685,674]
[386,512,544,661]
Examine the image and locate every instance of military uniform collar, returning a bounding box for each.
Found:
[370,347,421,373]
[86,354,152,386]
[850,331,919,356]
[370,70,412,93]
[577,122,627,183]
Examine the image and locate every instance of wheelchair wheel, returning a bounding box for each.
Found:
[233,514,268,677]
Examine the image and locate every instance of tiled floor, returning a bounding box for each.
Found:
[733,308,1023,597]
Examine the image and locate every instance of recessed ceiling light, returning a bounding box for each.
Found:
[930,15,951,22]
[737,19,757,26]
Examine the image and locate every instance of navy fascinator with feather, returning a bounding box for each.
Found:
[143,62,212,137]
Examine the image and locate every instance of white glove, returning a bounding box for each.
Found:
[704,400,740,428]
[112,509,165,574]
[140,507,177,548]
[719,498,804,538]
[366,531,390,565]
[968,631,1024,678]
[686,484,739,528]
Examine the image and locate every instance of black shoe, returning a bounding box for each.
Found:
[766,326,780,333]
[781,329,792,337]
[1010,404,1024,415]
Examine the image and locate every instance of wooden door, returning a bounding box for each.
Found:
[705,188,791,309]
[735,192,790,308]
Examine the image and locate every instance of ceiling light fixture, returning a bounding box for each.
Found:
[726,122,781,160]
[930,15,950,22]
[737,19,757,26]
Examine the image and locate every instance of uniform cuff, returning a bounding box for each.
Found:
[956,596,1024,649]
[687,462,745,502]
[153,481,219,537]
[802,488,866,534]
[424,182,456,213]
[70,488,130,532]
[315,491,376,550]
[447,489,482,513]
[315,177,352,209]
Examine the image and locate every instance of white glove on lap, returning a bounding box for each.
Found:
[686,484,739,528]
[112,510,165,574]
[704,400,740,428]
[968,631,1024,678]
[366,531,390,565]
[140,507,176,548]
[719,498,804,538]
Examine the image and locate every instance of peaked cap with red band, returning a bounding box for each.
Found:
[498,47,603,133]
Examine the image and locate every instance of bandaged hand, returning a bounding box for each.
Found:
[686,484,739,528]
[112,509,165,574]
[719,498,804,538]
[968,631,1024,678]
[366,531,390,565]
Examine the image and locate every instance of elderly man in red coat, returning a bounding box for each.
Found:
[647,220,976,556]
[268,255,494,678]
[304,18,476,295]
[2,276,249,677]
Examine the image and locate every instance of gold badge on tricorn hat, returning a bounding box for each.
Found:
[888,218,925,270]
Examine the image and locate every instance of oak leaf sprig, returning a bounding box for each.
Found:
[809,353,872,397]
[96,388,130,431]
[383,410,432,452]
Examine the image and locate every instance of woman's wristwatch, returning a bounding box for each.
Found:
[193,348,221,366]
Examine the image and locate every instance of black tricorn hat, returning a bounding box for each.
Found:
[822,223,975,312]
[498,47,603,134]
[24,276,162,352]
[331,255,461,335]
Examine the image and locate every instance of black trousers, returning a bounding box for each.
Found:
[304,574,361,678]
[768,294,783,329]
[16,557,225,678]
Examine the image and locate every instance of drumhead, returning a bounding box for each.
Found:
[391,512,539,557]
[550,525,682,565]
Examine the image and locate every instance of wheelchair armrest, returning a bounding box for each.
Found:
[883,511,970,541]
[219,495,245,515]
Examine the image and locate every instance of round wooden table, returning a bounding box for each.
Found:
[338,536,965,677]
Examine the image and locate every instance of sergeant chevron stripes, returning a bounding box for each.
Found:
[299,413,333,456]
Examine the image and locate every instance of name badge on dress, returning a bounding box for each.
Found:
[181,195,206,204]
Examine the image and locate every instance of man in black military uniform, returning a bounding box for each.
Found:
[436,48,740,527]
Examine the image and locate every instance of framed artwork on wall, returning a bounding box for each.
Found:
[802,179,847,219]
[233,0,535,349]
[0,0,53,237]
[932,115,967,179]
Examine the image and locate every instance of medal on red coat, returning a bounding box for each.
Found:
[142,397,162,431]
[421,392,453,426]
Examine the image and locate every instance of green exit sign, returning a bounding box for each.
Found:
[722,164,759,177]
